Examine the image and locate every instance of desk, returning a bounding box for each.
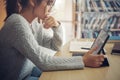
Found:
[39,40,120,80]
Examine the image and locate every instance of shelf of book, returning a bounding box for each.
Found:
[72,0,120,42]
[84,0,120,12]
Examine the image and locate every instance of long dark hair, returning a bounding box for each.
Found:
[5,0,42,21]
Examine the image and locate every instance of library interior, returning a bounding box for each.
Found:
[0,0,120,80]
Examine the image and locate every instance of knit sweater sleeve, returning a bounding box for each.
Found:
[42,25,63,51]
[11,23,84,71]
[35,22,63,51]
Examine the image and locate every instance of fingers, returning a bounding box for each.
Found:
[93,55,104,67]
[87,47,97,54]
[84,46,105,68]
[95,55,104,61]
[43,16,58,29]
[83,53,105,68]
[92,61,103,68]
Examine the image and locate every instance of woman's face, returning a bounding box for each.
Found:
[34,0,54,20]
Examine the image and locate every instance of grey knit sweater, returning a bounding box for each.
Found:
[0,14,84,80]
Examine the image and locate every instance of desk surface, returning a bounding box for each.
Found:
[39,40,120,80]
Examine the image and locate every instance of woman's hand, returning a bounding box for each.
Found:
[83,48,105,68]
[42,16,60,29]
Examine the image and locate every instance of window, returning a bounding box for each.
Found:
[52,0,74,44]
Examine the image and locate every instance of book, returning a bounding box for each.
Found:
[105,1,114,11]
[117,16,120,29]
[81,0,86,12]
[86,0,91,12]
[116,1,120,9]
[95,1,103,12]
[92,16,100,30]
[69,40,93,55]
[100,18,107,29]
[88,14,95,29]
[91,0,99,12]
[113,1,120,11]
[109,1,118,12]
[110,15,118,29]
[100,0,107,11]
[111,42,120,55]
[104,1,112,12]
[90,0,95,12]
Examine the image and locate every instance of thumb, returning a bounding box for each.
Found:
[87,46,97,54]
[42,15,49,23]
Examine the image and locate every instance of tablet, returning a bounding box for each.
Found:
[91,29,109,55]
[91,29,109,66]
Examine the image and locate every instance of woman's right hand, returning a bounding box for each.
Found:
[83,48,105,68]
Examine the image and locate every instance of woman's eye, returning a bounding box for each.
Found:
[47,0,54,5]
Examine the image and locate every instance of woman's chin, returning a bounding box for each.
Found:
[39,17,45,20]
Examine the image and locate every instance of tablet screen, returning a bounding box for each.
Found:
[91,30,109,54]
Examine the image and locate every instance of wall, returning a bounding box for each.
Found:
[0,0,6,29]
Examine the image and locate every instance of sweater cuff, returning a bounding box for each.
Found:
[73,56,85,69]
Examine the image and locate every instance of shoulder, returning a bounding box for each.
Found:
[6,14,29,27]
[3,14,30,32]
[6,14,23,24]
[0,14,31,39]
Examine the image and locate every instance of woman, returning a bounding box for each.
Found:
[0,0,105,80]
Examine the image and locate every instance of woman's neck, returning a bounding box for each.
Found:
[20,9,35,23]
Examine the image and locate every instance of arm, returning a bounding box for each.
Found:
[11,24,84,71]
[33,18,63,51]
[42,24,63,51]
[41,16,63,51]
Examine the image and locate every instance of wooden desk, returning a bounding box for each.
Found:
[39,40,120,80]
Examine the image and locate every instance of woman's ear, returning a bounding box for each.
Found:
[17,2,22,12]
[29,0,35,7]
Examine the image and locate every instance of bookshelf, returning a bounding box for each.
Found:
[72,0,120,42]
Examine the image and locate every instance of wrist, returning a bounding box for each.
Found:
[53,21,61,28]
[83,56,87,67]
[83,55,88,66]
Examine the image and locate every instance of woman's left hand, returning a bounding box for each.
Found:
[42,16,60,29]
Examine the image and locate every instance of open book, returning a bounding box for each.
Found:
[69,40,93,55]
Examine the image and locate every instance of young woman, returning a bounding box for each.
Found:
[0,0,105,80]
